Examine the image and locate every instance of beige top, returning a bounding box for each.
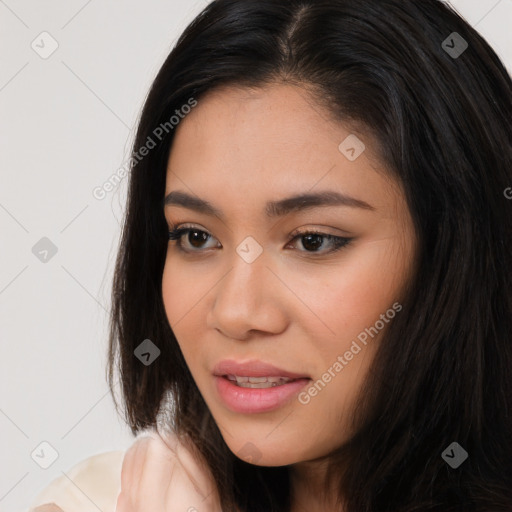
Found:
[27,450,124,512]
[28,429,222,512]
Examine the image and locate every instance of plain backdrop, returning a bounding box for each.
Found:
[0,1,511,511]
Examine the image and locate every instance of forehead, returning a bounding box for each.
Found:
[169,83,354,161]
[165,83,399,213]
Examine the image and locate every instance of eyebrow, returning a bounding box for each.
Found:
[163,190,375,219]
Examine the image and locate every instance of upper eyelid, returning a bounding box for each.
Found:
[168,224,351,247]
[168,227,346,243]
[168,223,350,237]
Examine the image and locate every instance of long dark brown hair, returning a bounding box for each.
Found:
[107,1,512,510]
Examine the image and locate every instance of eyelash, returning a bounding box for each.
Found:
[167,224,353,255]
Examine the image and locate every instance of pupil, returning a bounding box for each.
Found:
[303,234,323,251]
[189,230,208,248]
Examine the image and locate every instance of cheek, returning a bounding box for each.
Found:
[299,240,408,406]
[161,253,219,321]
[162,261,181,327]
[161,259,205,356]
[284,240,407,353]
[332,245,403,335]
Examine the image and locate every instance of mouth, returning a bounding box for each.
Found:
[212,359,311,413]
[223,374,301,388]
[213,359,310,380]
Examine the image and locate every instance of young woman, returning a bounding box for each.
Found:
[105,0,512,511]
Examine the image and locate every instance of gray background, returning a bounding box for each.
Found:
[0,1,510,511]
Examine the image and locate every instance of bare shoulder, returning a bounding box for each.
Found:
[117,429,222,512]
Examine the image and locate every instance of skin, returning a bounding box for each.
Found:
[116,432,222,512]
[161,83,417,511]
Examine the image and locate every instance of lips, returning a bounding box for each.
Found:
[213,359,311,413]
[213,359,310,381]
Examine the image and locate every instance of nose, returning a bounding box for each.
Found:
[206,253,288,340]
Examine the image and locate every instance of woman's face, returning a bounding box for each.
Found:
[162,83,416,466]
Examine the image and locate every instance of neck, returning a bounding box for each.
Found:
[289,458,344,512]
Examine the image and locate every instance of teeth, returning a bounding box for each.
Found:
[238,382,280,388]
[249,376,271,383]
[264,376,292,383]
[225,375,294,388]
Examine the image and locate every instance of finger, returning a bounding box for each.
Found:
[32,503,65,512]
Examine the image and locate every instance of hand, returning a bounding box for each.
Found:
[116,432,222,512]
[32,504,65,512]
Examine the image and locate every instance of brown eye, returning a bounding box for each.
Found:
[289,231,353,254]
[300,234,324,251]
[187,229,210,248]
[168,226,221,252]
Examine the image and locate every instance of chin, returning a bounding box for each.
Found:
[223,436,305,467]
